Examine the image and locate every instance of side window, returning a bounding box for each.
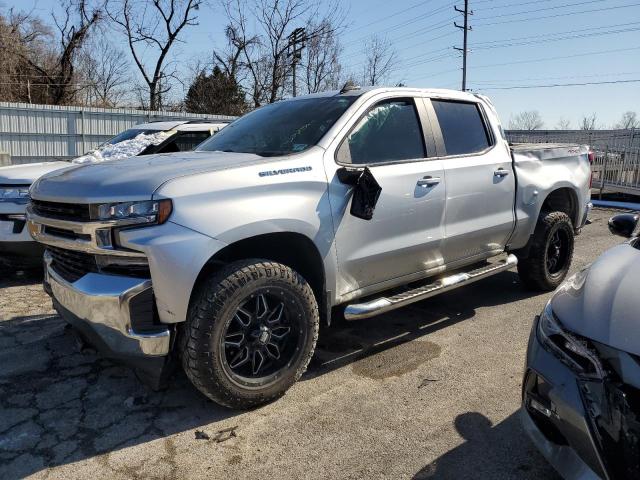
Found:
[157,131,212,153]
[338,99,426,165]
[431,100,491,156]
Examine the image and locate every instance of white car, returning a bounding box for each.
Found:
[0,120,227,267]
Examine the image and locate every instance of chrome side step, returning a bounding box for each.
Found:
[344,254,518,320]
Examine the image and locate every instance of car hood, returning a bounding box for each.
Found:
[30,151,269,203]
[551,241,640,356]
[0,161,70,184]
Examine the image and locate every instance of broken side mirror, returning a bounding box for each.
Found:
[336,167,382,221]
[608,213,639,238]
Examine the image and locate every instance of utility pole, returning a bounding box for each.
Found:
[287,27,307,97]
[454,0,472,91]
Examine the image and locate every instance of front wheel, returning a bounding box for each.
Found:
[517,211,575,291]
[182,260,319,409]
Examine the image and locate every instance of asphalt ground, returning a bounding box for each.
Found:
[0,208,625,479]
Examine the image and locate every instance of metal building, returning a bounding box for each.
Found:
[0,102,235,165]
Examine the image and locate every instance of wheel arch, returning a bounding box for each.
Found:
[540,187,579,227]
[189,232,330,324]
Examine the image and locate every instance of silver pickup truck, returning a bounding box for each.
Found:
[26,86,592,409]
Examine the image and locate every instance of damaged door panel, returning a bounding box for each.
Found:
[325,96,446,290]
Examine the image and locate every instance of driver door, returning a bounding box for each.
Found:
[324,96,446,296]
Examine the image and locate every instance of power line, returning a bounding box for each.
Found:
[474,2,640,26]
[473,25,640,50]
[347,0,438,34]
[474,0,605,20]
[477,79,640,90]
[470,45,640,69]
[473,0,556,11]
[412,46,640,82]
[472,70,640,85]
[340,1,455,58]
[472,21,640,47]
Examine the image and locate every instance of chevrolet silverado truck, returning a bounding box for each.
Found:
[26,86,592,409]
[0,120,227,267]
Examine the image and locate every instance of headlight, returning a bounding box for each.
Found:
[93,199,172,224]
[0,186,30,203]
[537,302,603,377]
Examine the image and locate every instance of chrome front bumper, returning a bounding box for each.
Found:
[44,252,170,357]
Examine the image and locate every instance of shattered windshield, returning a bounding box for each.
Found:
[73,131,176,164]
[103,128,161,146]
[196,96,357,157]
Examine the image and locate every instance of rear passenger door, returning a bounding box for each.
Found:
[427,98,515,264]
[325,96,446,293]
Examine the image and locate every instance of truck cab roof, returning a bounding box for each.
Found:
[132,120,230,132]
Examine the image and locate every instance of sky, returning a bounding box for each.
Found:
[11,0,640,128]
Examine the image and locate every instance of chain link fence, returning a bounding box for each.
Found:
[506,129,640,197]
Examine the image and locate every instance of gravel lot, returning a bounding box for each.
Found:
[0,208,624,479]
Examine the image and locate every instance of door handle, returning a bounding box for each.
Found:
[494,168,510,177]
[417,176,441,187]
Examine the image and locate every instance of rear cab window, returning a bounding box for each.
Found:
[156,131,212,153]
[337,98,426,165]
[431,99,492,156]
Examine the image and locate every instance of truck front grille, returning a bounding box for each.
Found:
[32,200,91,222]
[47,246,151,283]
[48,246,97,282]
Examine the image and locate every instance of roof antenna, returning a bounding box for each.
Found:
[340,81,360,94]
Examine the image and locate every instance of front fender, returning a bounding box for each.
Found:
[118,222,227,324]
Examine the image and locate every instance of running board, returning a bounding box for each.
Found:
[344,254,518,321]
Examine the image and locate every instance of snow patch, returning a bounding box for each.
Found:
[72,131,175,164]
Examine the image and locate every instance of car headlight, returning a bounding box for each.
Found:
[92,199,172,224]
[537,302,603,377]
[0,186,30,204]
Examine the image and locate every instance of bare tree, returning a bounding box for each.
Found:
[556,117,571,130]
[301,19,342,94]
[509,111,544,130]
[106,0,202,110]
[79,36,130,107]
[2,1,102,105]
[362,35,396,86]
[615,111,639,129]
[217,0,343,107]
[580,113,598,131]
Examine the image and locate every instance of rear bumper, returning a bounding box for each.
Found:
[578,202,593,231]
[44,251,170,358]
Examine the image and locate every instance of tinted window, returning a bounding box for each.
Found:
[431,100,491,155]
[341,99,425,164]
[157,131,212,153]
[197,97,357,157]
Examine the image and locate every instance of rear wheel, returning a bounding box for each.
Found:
[182,260,319,409]
[517,211,574,291]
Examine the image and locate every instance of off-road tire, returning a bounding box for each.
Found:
[517,211,574,291]
[182,259,319,409]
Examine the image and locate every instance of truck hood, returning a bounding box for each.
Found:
[30,151,268,203]
[0,161,70,185]
[551,241,640,356]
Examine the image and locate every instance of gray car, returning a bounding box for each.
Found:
[522,213,640,479]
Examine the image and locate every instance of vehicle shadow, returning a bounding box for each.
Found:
[308,269,538,376]
[0,269,540,478]
[0,264,43,288]
[413,411,560,479]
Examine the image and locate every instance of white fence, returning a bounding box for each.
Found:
[0,102,236,165]
[506,129,640,197]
